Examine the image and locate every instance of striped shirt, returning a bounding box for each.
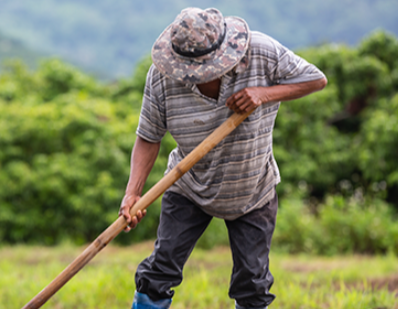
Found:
[137,31,325,220]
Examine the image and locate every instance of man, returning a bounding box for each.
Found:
[119,7,327,309]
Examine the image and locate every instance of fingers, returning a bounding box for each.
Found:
[236,98,254,112]
[228,98,254,114]
[127,213,138,232]
[119,195,144,232]
[119,206,132,232]
[125,209,147,232]
[226,88,261,114]
[226,91,245,112]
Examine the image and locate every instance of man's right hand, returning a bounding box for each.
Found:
[119,194,147,232]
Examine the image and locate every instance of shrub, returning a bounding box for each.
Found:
[273,195,398,255]
[1,30,398,251]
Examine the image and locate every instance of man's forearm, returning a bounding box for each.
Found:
[226,77,328,113]
[259,77,328,103]
[125,136,161,196]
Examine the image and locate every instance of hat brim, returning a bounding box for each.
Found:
[151,16,250,84]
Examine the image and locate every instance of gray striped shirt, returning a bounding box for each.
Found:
[137,31,325,220]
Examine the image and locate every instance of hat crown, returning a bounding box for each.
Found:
[151,7,250,83]
[170,8,225,55]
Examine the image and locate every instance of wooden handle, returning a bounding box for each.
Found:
[22,110,253,309]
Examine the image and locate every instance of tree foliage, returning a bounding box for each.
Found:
[0,30,397,254]
[0,58,173,244]
[275,30,398,204]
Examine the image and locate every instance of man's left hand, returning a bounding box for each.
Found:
[225,87,268,114]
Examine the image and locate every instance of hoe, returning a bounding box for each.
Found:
[22,110,254,309]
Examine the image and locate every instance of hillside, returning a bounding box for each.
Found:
[0,0,397,79]
[0,32,45,70]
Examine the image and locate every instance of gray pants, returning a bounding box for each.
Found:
[135,190,278,308]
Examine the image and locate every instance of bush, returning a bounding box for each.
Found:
[1,30,398,253]
[0,69,175,245]
[276,30,398,205]
[0,94,130,244]
[273,195,398,255]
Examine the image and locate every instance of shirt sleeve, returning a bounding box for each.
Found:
[267,35,326,85]
[136,65,167,143]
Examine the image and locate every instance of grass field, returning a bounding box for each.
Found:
[1,242,397,309]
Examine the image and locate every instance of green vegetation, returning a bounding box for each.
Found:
[0,0,397,78]
[0,57,175,245]
[1,29,398,309]
[1,244,397,308]
[0,30,398,256]
[197,193,398,256]
[274,195,398,255]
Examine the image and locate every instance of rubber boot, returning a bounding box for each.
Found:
[132,291,172,309]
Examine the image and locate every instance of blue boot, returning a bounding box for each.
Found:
[132,291,172,309]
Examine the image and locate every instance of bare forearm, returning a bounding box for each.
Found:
[259,77,327,103]
[125,136,161,196]
[119,136,160,230]
[226,77,328,113]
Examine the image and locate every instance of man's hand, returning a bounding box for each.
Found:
[119,194,147,232]
[226,87,268,114]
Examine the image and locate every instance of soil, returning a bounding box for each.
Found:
[369,275,398,293]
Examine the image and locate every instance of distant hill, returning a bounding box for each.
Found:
[0,32,45,70]
[0,0,397,79]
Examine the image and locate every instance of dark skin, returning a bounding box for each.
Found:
[197,79,222,100]
[119,136,160,232]
[225,78,327,113]
[119,76,328,230]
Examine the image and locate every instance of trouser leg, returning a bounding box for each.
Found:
[225,190,278,309]
[135,190,212,301]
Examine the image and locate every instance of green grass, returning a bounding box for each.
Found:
[1,243,397,309]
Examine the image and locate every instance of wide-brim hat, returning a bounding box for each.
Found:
[151,7,251,84]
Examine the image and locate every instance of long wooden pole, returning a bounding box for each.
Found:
[22,110,254,309]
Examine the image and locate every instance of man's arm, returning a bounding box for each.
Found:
[225,77,327,114]
[119,136,161,232]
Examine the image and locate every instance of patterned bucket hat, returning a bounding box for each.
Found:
[151,7,251,84]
